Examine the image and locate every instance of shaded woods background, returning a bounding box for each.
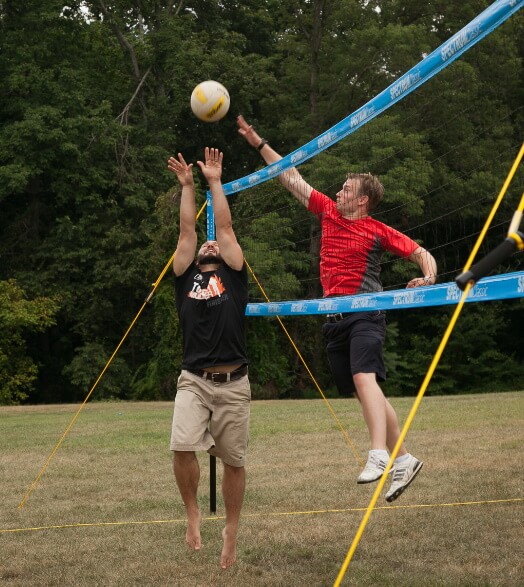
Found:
[1,0,522,404]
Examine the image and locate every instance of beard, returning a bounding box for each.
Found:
[197,252,222,266]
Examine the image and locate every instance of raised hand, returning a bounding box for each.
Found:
[167,153,194,186]
[237,114,261,148]
[197,147,223,182]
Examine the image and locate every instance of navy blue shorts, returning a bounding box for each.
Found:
[322,311,387,397]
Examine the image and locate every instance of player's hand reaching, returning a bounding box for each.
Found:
[237,115,262,148]
[167,153,194,187]
[406,276,435,288]
[197,147,223,182]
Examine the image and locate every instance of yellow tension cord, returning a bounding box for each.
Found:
[18,200,207,509]
[245,259,364,468]
[4,497,522,535]
[506,182,524,248]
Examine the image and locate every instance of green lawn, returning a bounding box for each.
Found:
[1,393,522,586]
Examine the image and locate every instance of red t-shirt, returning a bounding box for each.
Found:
[308,189,419,297]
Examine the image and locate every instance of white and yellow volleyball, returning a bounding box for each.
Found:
[190,80,230,122]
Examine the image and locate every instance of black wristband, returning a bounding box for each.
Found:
[257,139,269,151]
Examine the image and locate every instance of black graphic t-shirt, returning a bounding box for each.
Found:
[174,261,248,370]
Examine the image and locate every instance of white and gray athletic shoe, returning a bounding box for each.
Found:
[385,455,423,502]
[357,453,392,484]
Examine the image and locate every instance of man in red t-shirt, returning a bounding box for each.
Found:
[237,116,437,502]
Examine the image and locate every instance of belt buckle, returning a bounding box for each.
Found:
[327,313,343,323]
[211,372,227,383]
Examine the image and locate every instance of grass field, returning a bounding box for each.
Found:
[0,392,522,586]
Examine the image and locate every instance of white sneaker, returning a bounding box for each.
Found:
[357,453,391,484]
[385,455,423,502]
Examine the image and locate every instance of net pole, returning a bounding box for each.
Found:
[210,455,217,514]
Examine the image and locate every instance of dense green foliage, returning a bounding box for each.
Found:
[0,279,59,404]
[1,1,522,404]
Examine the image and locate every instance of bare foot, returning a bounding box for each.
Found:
[185,510,202,550]
[220,527,237,569]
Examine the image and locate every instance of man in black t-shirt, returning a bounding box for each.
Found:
[167,147,250,570]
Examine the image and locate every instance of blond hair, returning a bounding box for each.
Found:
[347,172,384,212]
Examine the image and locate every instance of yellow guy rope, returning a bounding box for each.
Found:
[507,186,524,244]
[18,201,207,510]
[245,259,364,468]
[3,498,522,535]
[333,143,523,586]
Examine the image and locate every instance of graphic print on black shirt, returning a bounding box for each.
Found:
[187,272,229,306]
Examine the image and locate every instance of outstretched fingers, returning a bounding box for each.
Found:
[197,147,223,179]
[205,147,223,165]
[236,114,252,135]
[167,153,194,184]
[237,114,260,148]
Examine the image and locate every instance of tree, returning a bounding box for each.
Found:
[0,280,59,404]
[0,0,521,402]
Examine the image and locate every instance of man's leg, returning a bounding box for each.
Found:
[385,398,407,456]
[353,372,388,449]
[173,451,202,550]
[352,371,408,455]
[353,373,410,484]
[220,462,245,569]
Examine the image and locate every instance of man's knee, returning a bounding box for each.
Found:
[352,371,378,391]
[174,450,197,466]
[222,462,245,474]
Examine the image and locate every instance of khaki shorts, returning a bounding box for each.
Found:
[170,370,251,467]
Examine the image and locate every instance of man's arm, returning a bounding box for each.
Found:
[197,147,244,271]
[167,153,198,276]
[406,246,438,288]
[237,115,314,208]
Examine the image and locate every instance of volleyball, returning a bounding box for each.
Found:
[190,81,230,122]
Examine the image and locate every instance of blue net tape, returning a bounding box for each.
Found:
[246,271,524,316]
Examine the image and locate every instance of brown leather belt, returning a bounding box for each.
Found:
[187,364,248,383]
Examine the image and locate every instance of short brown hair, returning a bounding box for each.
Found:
[347,172,384,212]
